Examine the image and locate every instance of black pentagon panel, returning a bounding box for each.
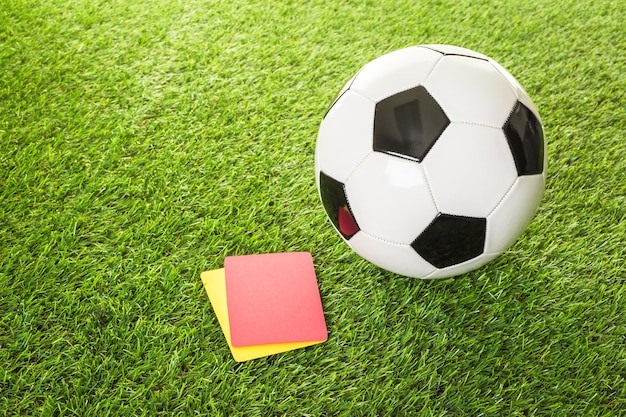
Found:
[411,213,486,268]
[319,171,360,239]
[373,86,450,162]
[503,101,545,175]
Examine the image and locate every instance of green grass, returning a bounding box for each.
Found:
[1,0,624,415]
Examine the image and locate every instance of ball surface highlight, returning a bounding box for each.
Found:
[315,44,546,279]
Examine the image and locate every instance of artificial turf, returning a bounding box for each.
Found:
[1,0,624,415]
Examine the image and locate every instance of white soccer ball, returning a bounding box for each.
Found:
[315,44,546,279]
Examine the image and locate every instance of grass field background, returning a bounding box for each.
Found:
[1,0,624,415]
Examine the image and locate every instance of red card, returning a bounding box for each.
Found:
[225,252,328,347]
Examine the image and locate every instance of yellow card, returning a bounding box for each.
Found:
[200,269,323,362]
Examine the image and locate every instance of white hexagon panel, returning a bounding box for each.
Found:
[349,46,442,103]
[315,90,375,183]
[424,251,503,279]
[489,59,539,116]
[423,123,518,218]
[345,152,438,245]
[485,174,546,253]
[349,232,436,279]
[423,54,518,127]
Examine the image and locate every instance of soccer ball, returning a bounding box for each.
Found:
[315,44,546,279]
